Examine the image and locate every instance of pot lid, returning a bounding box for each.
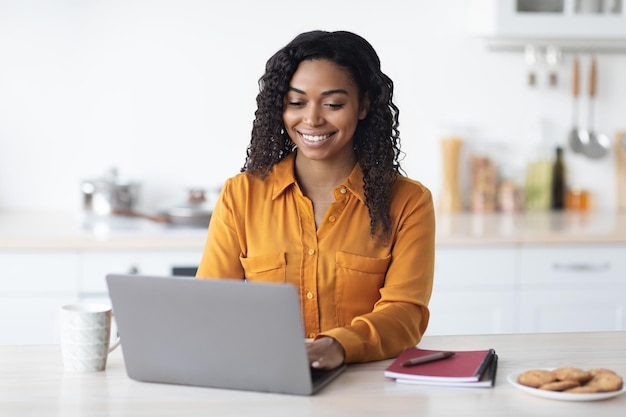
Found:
[161,189,213,218]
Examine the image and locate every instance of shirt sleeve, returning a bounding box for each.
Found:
[196,178,246,280]
[319,184,435,363]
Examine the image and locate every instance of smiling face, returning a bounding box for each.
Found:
[283,59,368,165]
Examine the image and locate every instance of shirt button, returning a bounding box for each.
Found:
[340,188,347,194]
[308,249,315,255]
[328,215,336,222]
[306,291,314,300]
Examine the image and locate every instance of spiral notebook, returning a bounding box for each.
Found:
[384,348,498,388]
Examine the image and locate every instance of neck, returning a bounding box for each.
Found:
[294,153,356,193]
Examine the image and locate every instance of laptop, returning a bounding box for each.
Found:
[105,273,346,395]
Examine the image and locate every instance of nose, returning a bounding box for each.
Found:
[303,104,323,126]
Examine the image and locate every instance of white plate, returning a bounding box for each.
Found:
[507,370,626,402]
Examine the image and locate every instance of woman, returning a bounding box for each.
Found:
[196,30,435,370]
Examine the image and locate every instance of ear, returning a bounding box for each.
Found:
[358,92,370,120]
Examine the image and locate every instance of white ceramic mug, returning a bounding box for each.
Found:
[60,303,120,373]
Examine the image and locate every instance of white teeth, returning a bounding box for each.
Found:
[301,133,331,142]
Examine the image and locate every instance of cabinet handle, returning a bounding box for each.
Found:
[552,262,610,272]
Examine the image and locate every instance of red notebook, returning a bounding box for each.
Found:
[384,348,496,383]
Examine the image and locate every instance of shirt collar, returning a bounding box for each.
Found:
[270,152,366,203]
[271,153,298,200]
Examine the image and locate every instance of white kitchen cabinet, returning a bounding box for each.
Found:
[426,246,519,335]
[518,245,626,332]
[0,251,81,345]
[428,243,626,335]
[519,288,625,332]
[469,0,626,48]
[0,251,80,292]
[0,248,203,345]
[79,249,203,295]
[427,289,518,336]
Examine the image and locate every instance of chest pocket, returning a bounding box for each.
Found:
[335,251,391,326]
[239,253,286,283]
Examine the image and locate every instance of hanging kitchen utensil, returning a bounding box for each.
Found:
[524,44,538,87]
[582,56,611,159]
[545,45,561,87]
[568,57,587,154]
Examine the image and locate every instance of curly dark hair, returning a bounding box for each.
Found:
[242,30,403,242]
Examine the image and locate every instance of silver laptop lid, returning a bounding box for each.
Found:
[106,274,343,395]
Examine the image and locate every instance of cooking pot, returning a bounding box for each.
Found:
[81,168,140,215]
[111,188,213,228]
[160,189,213,227]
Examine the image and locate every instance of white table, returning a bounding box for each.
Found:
[1,332,624,416]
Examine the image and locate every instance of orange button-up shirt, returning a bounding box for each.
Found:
[196,152,435,363]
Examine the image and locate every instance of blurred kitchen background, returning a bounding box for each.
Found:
[3,0,626,345]
[1,0,625,216]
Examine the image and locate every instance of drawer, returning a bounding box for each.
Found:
[519,245,626,287]
[79,249,203,293]
[427,288,518,335]
[0,251,80,292]
[434,246,518,287]
[518,288,626,333]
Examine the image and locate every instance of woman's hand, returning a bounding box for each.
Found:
[306,336,345,370]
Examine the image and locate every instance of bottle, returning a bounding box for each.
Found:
[524,119,554,211]
[551,147,565,210]
[439,136,463,212]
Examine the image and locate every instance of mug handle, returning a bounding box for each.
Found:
[109,311,121,353]
[109,335,121,353]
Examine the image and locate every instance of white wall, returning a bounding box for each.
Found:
[1,0,625,213]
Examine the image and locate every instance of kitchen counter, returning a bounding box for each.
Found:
[436,211,626,245]
[0,211,208,250]
[2,331,624,417]
[0,210,624,250]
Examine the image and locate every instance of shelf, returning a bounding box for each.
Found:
[468,0,626,52]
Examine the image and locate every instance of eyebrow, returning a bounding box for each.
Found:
[288,87,349,96]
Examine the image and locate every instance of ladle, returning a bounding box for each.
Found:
[567,57,587,153]
[583,56,610,159]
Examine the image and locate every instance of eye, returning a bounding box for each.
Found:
[286,99,305,107]
[325,103,344,109]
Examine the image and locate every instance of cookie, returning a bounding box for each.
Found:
[551,367,592,383]
[585,372,623,392]
[565,385,600,394]
[539,380,580,391]
[518,370,556,388]
[588,368,617,376]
